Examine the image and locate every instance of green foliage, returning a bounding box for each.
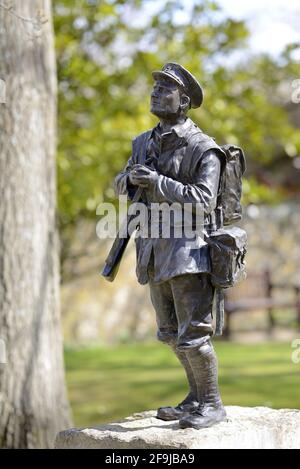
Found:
[54,0,300,233]
[65,341,300,427]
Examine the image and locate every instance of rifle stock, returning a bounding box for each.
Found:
[101,186,143,282]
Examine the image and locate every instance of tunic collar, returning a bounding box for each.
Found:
[152,117,197,140]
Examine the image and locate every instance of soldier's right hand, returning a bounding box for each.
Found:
[129,165,152,186]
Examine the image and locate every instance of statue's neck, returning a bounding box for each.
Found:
[159,115,186,133]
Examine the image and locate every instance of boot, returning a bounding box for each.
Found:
[179,341,226,429]
[157,346,199,421]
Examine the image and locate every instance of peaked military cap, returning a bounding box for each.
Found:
[152,62,204,108]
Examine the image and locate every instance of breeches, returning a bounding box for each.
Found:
[148,255,214,350]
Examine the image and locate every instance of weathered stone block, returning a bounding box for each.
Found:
[55,406,300,449]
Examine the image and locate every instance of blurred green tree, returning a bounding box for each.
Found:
[54,0,300,250]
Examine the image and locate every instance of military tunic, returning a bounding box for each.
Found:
[114,117,224,348]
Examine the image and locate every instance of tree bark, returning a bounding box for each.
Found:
[0,0,72,448]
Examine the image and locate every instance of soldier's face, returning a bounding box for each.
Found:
[150,79,181,118]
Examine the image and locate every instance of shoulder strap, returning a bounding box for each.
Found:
[132,130,152,165]
[130,130,152,204]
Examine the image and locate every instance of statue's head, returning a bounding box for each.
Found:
[150,63,203,120]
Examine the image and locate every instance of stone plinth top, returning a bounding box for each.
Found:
[55,406,300,449]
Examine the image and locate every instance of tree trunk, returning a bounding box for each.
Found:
[0,1,72,448]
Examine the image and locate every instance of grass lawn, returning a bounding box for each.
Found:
[64,341,300,427]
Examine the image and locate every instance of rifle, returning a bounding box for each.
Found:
[101,186,144,282]
[101,146,156,281]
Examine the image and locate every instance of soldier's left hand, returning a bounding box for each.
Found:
[130,164,159,188]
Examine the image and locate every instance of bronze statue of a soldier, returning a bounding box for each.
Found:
[103,63,246,429]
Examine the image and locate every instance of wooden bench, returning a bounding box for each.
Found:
[223,270,300,338]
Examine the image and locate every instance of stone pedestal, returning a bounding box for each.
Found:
[55,406,300,449]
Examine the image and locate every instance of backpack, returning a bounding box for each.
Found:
[209,143,247,290]
[209,144,247,335]
[218,144,246,226]
[180,130,246,226]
